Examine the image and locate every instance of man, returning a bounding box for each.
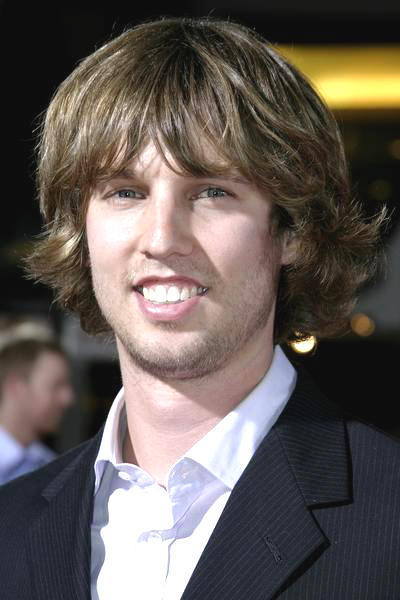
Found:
[0,17,398,600]
[0,338,74,484]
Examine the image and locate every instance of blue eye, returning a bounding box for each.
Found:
[105,187,145,207]
[198,187,228,199]
[117,189,139,198]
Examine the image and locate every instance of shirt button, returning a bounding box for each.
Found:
[118,470,131,481]
[147,531,163,544]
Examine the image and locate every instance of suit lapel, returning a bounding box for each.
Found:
[26,432,102,600]
[182,371,351,600]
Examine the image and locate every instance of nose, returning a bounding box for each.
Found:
[137,194,194,259]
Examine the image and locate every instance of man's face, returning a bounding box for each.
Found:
[86,143,293,380]
[22,351,74,434]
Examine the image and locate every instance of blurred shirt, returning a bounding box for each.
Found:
[0,425,56,485]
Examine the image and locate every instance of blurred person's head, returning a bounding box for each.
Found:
[0,339,74,445]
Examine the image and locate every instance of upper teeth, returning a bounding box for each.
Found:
[140,284,206,304]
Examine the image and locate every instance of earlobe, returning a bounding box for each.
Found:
[281,229,298,265]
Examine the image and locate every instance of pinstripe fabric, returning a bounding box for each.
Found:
[180,426,327,600]
[279,420,400,599]
[1,372,400,599]
[0,432,101,599]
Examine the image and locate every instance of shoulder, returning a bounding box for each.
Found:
[280,366,400,496]
[0,433,100,530]
[0,432,101,597]
[292,365,400,452]
[347,415,400,450]
[346,416,400,491]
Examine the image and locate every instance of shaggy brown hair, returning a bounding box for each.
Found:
[26,17,384,343]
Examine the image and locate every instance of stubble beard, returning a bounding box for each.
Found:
[92,252,280,382]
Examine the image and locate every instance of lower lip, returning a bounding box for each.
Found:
[134,290,203,321]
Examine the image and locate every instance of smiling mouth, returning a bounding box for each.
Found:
[134,283,208,304]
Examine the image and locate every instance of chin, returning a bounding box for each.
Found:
[123,338,231,381]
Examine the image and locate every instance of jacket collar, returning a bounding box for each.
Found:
[275,369,350,507]
[181,370,351,600]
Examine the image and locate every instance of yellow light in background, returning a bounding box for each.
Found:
[277,45,400,110]
[351,313,376,337]
[289,336,317,354]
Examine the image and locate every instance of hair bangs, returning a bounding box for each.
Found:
[90,44,254,184]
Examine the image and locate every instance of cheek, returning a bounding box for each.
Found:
[27,386,46,416]
[86,213,132,267]
[200,219,268,277]
[31,386,56,416]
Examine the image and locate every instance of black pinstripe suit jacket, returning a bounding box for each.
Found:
[1,371,400,599]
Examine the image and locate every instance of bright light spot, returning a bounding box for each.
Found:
[318,75,400,109]
[351,313,376,337]
[289,336,317,354]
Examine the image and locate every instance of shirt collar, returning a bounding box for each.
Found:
[94,387,126,491]
[0,425,25,471]
[184,346,296,489]
[94,346,296,493]
[0,425,55,473]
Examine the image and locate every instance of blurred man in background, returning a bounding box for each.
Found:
[0,338,74,484]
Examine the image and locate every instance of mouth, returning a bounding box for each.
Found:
[134,283,208,304]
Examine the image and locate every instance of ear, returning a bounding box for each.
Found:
[280,229,298,266]
[2,374,28,398]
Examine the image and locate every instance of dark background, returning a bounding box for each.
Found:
[0,2,399,448]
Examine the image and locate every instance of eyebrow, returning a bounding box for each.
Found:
[210,174,251,186]
[111,168,251,186]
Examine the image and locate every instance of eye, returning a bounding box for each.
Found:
[104,188,145,206]
[196,187,230,199]
[115,189,144,199]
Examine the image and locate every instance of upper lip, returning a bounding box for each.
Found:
[134,275,206,288]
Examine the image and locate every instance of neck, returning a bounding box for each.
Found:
[117,334,275,486]
[0,401,36,447]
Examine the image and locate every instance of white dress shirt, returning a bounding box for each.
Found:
[91,346,296,600]
[0,425,56,485]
